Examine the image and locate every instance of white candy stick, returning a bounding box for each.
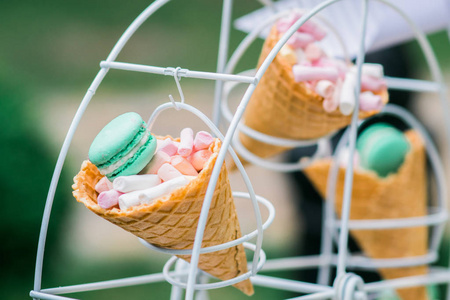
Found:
[138,176,191,204]
[339,72,357,116]
[315,80,334,98]
[113,174,161,193]
[351,63,384,79]
[118,190,142,210]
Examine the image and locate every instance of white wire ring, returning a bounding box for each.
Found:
[162,242,266,290]
[138,191,275,255]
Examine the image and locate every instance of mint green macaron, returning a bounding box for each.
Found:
[356,123,410,177]
[88,112,157,180]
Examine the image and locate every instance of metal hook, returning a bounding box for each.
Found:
[168,67,185,110]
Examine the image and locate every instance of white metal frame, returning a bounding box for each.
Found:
[31,0,450,300]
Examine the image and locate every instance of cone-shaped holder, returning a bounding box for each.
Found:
[73,138,254,295]
[305,130,428,300]
[239,26,388,161]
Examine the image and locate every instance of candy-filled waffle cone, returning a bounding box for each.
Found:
[73,138,254,295]
[238,26,388,162]
[304,130,428,300]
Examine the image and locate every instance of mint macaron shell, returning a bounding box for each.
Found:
[89,112,144,166]
[357,125,410,177]
[106,135,157,180]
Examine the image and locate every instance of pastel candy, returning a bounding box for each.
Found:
[359,91,383,112]
[361,74,386,92]
[292,65,339,82]
[304,43,323,62]
[97,189,122,209]
[178,128,194,157]
[88,112,157,180]
[118,190,142,210]
[339,72,357,115]
[138,176,192,204]
[189,150,212,171]
[158,139,179,156]
[113,174,161,193]
[157,163,183,181]
[287,32,315,48]
[171,155,198,176]
[141,151,171,174]
[315,80,335,98]
[357,123,410,177]
[95,177,113,194]
[193,131,214,151]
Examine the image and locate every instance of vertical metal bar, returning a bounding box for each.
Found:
[212,0,233,126]
[335,0,369,276]
[184,2,341,300]
[32,0,170,295]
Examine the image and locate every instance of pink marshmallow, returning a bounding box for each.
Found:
[157,163,183,182]
[171,155,198,176]
[97,189,122,209]
[315,80,335,98]
[189,150,213,171]
[142,151,171,174]
[360,74,386,92]
[277,13,301,33]
[287,32,315,48]
[178,128,194,157]
[359,91,383,112]
[95,176,113,194]
[323,78,342,112]
[304,43,323,62]
[292,65,339,82]
[158,138,179,156]
[193,131,214,151]
[298,19,327,41]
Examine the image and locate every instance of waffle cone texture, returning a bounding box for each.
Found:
[73,138,254,295]
[304,130,428,300]
[239,26,389,160]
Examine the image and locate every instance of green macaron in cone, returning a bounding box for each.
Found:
[88,112,157,180]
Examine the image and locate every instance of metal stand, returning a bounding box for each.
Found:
[31,0,450,299]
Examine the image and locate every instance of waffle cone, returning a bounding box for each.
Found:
[239,26,388,161]
[304,130,428,300]
[72,138,253,295]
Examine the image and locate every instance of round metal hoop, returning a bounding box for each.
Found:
[162,242,266,291]
[138,191,275,255]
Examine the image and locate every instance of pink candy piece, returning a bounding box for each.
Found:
[189,150,213,171]
[171,155,198,176]
[158,138,179,156]
[322,78,342,112]
[360,74,386,92]
[97,189,122,209]
[359,91,383,112]
[95,176,113,194]
[157,163,183,182]
[178,128,194,157]
[293,65,339,83]
[315,80,335,98]
[193,131,214,151]
[142,151,171,174]
[304,43,323,62]
[298,19,327,41]
[287,32,315,48]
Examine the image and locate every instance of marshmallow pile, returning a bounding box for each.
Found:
[94,128,215,210]
[276,12,387,115]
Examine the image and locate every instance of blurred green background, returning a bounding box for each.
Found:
[1,0,449,299]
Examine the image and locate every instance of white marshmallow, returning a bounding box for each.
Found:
[118,190,142,210]
[339,72,357,115]
[138,176,191,204]
[113,174,161,193]
[351,63,384,79]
